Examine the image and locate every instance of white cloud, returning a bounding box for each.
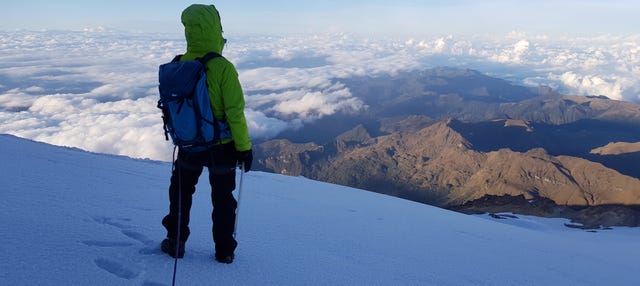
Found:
[555,72,630,100]
[1,30,639,162]
[491,39,530,64]
[0,89,38,111]
[24,86,44,93]
[245,109,299,139]
[269,85,364,120]
[29,94,80,115]
[240,67,333,91]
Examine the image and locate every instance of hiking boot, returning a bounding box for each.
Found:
[215,253,234,264]
[161,238,185,258]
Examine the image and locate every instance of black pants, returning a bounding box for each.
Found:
[162,142,238,257]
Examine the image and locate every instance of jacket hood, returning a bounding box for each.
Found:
[181,4,225,55]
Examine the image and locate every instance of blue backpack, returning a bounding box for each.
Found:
[158,52,231,151]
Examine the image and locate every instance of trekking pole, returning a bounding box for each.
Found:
[233,162,245,238]
[171,147,181,286]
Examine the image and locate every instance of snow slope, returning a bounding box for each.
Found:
[1,134,639,286]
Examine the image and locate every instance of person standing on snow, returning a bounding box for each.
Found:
[160,4,252,264]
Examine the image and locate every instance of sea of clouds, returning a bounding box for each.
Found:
[0,29,639,161]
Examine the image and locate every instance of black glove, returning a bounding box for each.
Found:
[236,149,253,172]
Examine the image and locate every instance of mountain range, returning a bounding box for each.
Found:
[253,67,640,228]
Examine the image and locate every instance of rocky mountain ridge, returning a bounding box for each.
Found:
[253,67,640,228]
[256,119,640,205]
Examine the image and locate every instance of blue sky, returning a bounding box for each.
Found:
[4,1,639,37]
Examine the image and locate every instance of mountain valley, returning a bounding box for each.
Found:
[253,68,640,228]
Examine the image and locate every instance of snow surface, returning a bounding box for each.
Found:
[1,133,639,286]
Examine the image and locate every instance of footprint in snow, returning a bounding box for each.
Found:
[121,229,154,245]
[94,257,140,280]
[142,280,168,286]
[81,240,135,247]
[88,215,162,257]
[92,216,132,229]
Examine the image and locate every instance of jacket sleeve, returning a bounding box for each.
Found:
[219,61,252,152]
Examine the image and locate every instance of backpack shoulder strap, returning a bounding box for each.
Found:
[197,52,222,69]
[171,53,220,66]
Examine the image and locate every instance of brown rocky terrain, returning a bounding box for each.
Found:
[591,142,640,155]
[256,120,640,208]
[253,68,640,228]
[450,194,640,229]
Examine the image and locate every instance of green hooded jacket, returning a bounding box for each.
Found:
[180,4,251,152]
